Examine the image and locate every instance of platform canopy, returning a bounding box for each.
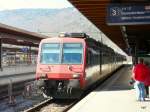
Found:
[68,0,150,56]
[0,23,49,47]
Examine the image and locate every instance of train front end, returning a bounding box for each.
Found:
[36,37,86,99]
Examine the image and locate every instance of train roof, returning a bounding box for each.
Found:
[59,32,88,38]
[40,37,85,43]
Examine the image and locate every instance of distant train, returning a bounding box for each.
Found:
[36,33,126,99]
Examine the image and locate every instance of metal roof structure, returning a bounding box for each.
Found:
[68,0,150,56]
[0,23,49,46]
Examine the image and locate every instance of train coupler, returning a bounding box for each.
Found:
[67,86,72,94]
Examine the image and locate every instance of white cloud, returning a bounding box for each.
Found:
[0,0,72,10]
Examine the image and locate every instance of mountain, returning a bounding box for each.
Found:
[0,8,97,36]
[0,8,124,53]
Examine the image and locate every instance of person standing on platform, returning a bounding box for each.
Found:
[132,58,148,101]
[144,61,150,98]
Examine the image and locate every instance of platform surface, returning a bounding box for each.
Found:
[0,64,36,77]
[0,64,35,85]
[68,65,150,112]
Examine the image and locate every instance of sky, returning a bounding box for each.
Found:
[0,0,72,11]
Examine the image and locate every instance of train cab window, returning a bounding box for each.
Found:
[62,43,83,64]
[41,43,61,64]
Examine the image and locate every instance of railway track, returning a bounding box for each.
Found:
[24,98,77,112]
[0,79,35,100]
[24,98,53,112]
[0,72,36,100]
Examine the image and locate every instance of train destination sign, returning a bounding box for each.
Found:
[107,4,150,25]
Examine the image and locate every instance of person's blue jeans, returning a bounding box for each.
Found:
[134,81,145,101]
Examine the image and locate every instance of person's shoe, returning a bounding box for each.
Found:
[140,98,145,102]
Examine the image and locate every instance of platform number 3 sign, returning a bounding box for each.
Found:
[110,7,120,16]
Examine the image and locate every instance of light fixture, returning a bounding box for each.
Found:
[122,26,126,32]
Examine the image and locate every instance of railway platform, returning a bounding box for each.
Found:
[0,64,36,86]
[68,65,150,112]
[0,64,36,77]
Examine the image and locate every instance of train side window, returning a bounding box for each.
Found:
[87,50,91,66]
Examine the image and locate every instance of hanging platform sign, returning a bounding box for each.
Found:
[107,4,150,25]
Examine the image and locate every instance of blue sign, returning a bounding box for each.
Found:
[21,48,28,52]
[107,4,150,25]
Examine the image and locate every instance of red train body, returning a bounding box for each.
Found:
[36,33,125,99]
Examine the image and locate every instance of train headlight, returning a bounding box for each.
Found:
[73,73,80,78]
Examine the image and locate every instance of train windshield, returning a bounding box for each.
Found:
[41,43,60,64]
[62,43,83,64]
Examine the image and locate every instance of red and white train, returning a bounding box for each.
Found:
[36,33,126,99]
